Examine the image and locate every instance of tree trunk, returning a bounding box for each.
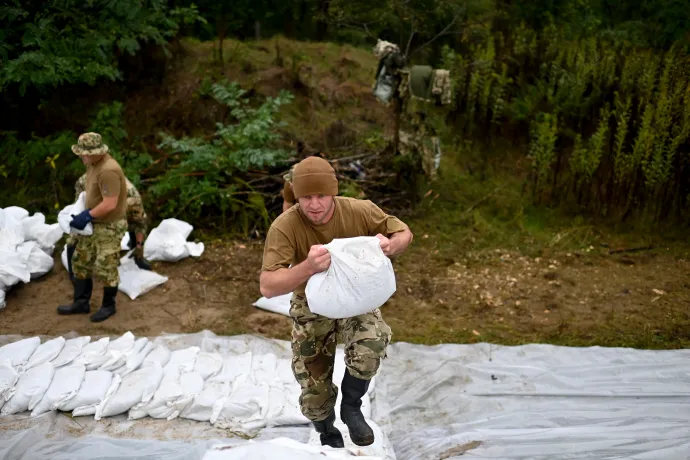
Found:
[217,16,228,70]
[315,0,330,41]
[284,7,295,38]
[255,20,261,41]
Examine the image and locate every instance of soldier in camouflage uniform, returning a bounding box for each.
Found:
[281,165,297,213]
[372,39,451,181]
[261,157,413,448]
[58,132,128,323]
[66,173,151,279]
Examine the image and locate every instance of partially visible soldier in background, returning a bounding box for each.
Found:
[372,39,451,181]
[65,173,151,281]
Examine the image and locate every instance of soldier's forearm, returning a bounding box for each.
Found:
[260,261,312,298]
[89,197,118,218]
[388,227,413,256]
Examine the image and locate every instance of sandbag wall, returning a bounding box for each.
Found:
[0,333,375,436]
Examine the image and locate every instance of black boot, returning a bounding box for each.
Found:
[340,369,375,446]
[66,245,76,283]
[90,287,117,322]
[57,278,92,314]
[313,411,345,448]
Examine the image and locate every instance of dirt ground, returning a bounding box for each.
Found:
[1,239,688,349]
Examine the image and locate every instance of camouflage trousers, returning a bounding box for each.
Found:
[290,294,392,422]
[72,220,127,287]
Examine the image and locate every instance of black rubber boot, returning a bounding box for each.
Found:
[340,369,375,446]
[90,287,117,322]
[313,411,345,448]
[57,278,92,314]
[66,245,76,283]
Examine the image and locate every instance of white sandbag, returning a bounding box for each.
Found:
[143,345,171,368]
[0,247,31,288]
[0,211,25,249]
[186,242,205,257]
[59,370,113,413]
[24,337,66,371]
[52,336,91,368]
[308,419,394,460]
[211,352,253,383]
[96,361,163,419]
[203,437,384,460]
[271,383,310,426]
[90,332,135,371]
[136,370,205,421]
[3,206,29,221]
[1,362,54,415]
[119,341,153,376]
[117,253,168,300]
[31,363,86,416]
[306,237,396,319]
[214,377,271,434]
[181,352,251,423]
[35,223,63,252]
[21,213,46,241]
[16,241,54,279]
[0,337,41,368]
[58,192,93,236]
[165,346,199,375]
[179,379,231,422]
[99,335,144,372]
[73,372,121,417]
[251,353,279,385]
[74,337,110,367]
[0,360,19,402]
[144,218,199,262]
[0,290,5,310]
[253,293,292,317]
[194,352,223,380]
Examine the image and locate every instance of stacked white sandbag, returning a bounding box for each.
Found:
[0,206,63,308]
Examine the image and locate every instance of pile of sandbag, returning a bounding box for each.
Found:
[0,206,64,309]
[0,333,376,438]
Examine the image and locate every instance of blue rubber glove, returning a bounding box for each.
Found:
[70,209,93,230]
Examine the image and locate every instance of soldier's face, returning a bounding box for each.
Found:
[79,155,102,165]
[298,195,335,225]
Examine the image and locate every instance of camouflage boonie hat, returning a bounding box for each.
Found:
[72,132,109,156]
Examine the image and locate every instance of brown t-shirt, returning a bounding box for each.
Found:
[84,154,127,223]
[261,196,408,295]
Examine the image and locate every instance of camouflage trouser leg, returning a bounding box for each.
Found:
[72,220,127,287]
[290,294,392,422]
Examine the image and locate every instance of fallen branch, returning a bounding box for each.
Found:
[608,245,654,255]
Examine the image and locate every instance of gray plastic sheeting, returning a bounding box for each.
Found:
[1,331,690,459]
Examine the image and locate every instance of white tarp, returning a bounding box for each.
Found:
[0,331,688,460]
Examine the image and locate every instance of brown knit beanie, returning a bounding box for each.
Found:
[291,156,338,198]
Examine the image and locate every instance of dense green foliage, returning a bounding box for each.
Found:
[149,81,293,232]
[0,0,201,95]
[1,0,689,229]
